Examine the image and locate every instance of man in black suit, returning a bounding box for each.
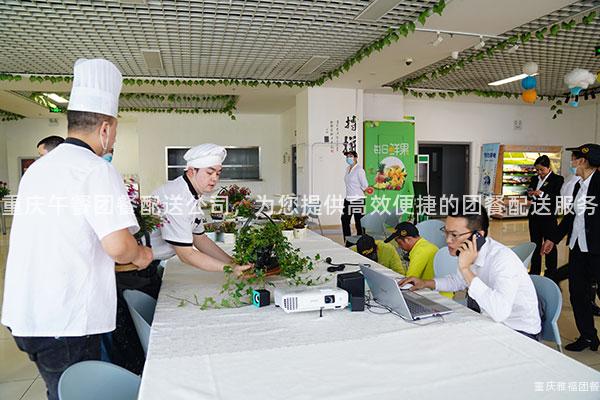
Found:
[527,155,564,276]
[543,143,600,351]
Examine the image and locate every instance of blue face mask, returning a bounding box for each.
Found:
[346,157,354,165]
[103,153,113,163]
[569,166,577,175]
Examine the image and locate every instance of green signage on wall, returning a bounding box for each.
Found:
[363,120,415,216]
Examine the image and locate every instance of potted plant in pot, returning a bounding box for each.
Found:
[292,215,309,239]
[234,198,256,221]
[280,217,295,241]
[220,221,237,244]
[204,223,217,241]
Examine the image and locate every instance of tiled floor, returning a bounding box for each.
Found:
[1,218,600,398]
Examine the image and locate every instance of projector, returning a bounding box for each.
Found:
[274,286,348,313]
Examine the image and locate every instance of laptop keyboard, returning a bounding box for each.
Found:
[405,299,431,316]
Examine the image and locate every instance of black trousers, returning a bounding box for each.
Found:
[13,334,101,400]
[111,260,162,374]
[528,215,558,275]
[569,243,600,340]
[341,198,365,238]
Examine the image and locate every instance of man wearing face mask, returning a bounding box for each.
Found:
[1,59,152,400]
[341,150,369,243]
[542,144,600,351]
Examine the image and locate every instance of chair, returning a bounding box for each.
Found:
[511,242,537,269]
[416,219,446,248]
[297,200,323,235]
[123,290,156,356]
[530,275,563,352]
[58,360,141,400]
[383,212,400,228]
[433,246,458,278]
[345,212,386,245]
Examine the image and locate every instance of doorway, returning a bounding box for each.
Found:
[418,143,470,198]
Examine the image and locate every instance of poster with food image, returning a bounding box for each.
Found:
[364,120,415,215]
[373,157,408,190]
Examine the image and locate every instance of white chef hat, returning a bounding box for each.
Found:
[67,58,123,118]
[184,144,227,169]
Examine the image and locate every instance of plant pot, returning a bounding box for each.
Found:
[282,230,295,241]
[222,232,236,244]
[205,232,217,241]
[293,227,307,239]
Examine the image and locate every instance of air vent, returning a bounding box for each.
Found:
[355,0,403,21]
[283,297,298,311]
[295,56,329,76]
[141,49,164,71]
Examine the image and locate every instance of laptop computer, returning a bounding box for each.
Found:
[360,265,452,320]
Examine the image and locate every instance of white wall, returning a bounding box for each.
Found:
[1,117,138,193]
[404,99,599,194]
[364,93,405,122]
[0,124,8,183]
[280,107,296,194]
[296,87,364,225]
[135,112,286,197]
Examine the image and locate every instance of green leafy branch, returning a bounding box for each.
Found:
[0,109,25,122]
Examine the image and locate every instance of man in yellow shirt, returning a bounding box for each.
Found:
[354,234,405,274]
[384,222,438,280]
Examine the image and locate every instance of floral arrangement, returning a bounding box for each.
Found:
[219,220,237,234]
[218,185,251,208]
[234,198,256,218]
[126,180,168,241]
[0,181,9,199]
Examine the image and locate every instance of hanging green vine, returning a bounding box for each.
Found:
[27,92,238,120]
[390,9,598,101]
[0,109,25,122]
[0,1,447,91]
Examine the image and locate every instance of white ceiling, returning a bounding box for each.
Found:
[0,0,595,116]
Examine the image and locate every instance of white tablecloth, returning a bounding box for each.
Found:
[139,230,600,400]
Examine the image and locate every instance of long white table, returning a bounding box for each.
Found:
[139,230,600,400]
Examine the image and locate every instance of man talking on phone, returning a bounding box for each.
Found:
[399,203,541,339]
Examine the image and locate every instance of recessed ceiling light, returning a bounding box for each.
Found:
[43,93,68,104]
[488,73,538,86]
[141,49,164,71]
[355,0,402,21]
[295,56,329,75]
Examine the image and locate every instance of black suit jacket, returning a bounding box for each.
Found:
[550,172,600,255]
[528,172,564,217]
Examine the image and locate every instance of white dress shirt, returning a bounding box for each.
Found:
[560,174,580,202]
[569,171,594,252]
[344,164,368,200]
[2,142,138,337]
[434,238,541,335]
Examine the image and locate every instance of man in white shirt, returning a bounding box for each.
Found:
[400,203,541,339]
[1,59,152,400]
[543,144,600,351]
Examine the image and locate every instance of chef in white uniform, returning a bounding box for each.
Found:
[1,58,152,400]
[149,143,252,275]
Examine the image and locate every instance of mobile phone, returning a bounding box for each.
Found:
[456,231,486,256]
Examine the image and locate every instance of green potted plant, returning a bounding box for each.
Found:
[234,198,255,220]
[204,223,217,241]
[220,221,237,244]
[280,217,295,241]
[292,215,309,239]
